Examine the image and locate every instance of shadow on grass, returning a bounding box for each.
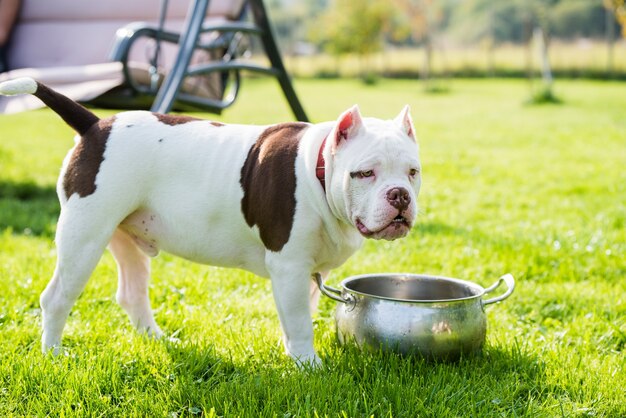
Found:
[319,340,552,414]
[329,338,545,378]
[163,340,241,386]
[117,332,554,416]
[0,180,59,237]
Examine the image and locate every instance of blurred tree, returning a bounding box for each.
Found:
[305,0,330,17]
[315,0,391,78]
[392,0,432,83]
[267,0,313,54]
[604,0,626,36]
[447,0,612,43]
[603,0,626,77]
[391,0,449,89]
[550,1,606,38]
[526,0,561,103]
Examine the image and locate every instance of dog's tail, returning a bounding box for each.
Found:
[0,77,99,135]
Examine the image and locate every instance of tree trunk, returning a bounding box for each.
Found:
[524,13,533,89]
[606,6,615,79]
[421,34,432,89]
[487,10,495,77]
[487,41,495,77]
[534,27,553,88]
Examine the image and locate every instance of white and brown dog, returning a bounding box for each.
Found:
[0,77,421,365]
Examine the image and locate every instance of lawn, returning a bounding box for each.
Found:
[0,78,624,417]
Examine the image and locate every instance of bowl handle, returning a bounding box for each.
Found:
[313,273,355,305]
[483,274,515,306]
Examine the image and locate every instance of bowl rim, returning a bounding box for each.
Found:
[339,273,488,303]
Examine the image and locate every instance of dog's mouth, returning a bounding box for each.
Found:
[356,214,411,240]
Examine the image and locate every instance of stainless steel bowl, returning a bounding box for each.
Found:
[316,273,515,360]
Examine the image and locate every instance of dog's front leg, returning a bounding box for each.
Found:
[267,258,320,366]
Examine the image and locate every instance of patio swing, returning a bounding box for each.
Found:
[0,0,308,121]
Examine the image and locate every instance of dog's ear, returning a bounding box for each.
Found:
[331,105,364,153]
[394,105,416,142]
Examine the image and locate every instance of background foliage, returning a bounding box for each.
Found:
[270,0,623,48]
[267,0,626,80]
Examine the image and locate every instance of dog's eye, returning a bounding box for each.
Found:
[350,170,374,179]
[350,170,375,179]
[409,168,420,178]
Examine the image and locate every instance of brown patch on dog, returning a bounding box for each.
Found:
[154,113,201,126]
[63,116,116,199]
[240,122,310,252]
[210,121,225,127]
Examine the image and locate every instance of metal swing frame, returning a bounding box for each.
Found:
[101,0,308,121]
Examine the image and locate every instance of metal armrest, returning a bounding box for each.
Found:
[110,22,180,63]
[109,23,182,94]
[109,20,254,96]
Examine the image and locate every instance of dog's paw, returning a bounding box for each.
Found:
[146,326,164,339]
[291,352,322,369]
[41,343,63,357]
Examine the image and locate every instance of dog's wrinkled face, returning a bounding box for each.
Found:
[326,105,421,240]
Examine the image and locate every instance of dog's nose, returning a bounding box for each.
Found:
[386,187,411,211]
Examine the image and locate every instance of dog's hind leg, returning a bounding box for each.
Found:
[108,228,162,337]
[40,208,117,354]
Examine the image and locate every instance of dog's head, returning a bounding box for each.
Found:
[324,105,421,240]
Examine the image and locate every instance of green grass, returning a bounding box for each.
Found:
[1,78,625,417]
